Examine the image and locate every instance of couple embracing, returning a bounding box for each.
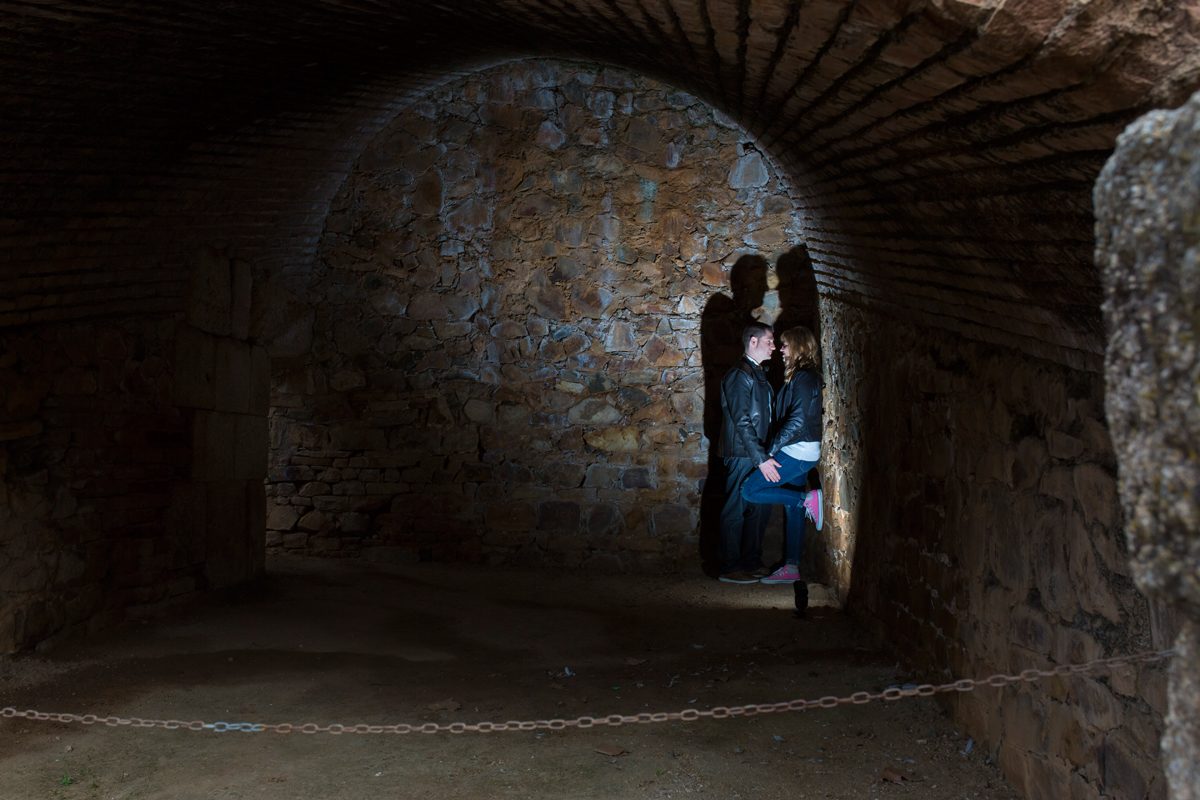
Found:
[716,322,823,585]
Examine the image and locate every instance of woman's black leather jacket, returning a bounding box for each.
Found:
[767,368,821,456]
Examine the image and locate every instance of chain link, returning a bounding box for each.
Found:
[0,649,1174,736]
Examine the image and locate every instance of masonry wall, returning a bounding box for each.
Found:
[263,60,816,573]
[820,300,1171,800]
[0,248,269,654]
[0,318,189,653]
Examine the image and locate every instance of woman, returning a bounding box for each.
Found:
[739,325,823,584]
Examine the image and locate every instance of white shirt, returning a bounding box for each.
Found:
[781,441,820,462]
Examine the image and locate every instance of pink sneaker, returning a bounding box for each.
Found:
[761,564,800,584]
[803,488,823,531]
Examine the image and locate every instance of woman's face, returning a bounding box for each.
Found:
[780,341,790,359]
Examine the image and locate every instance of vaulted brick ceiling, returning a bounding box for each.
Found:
[2,1,1198,370]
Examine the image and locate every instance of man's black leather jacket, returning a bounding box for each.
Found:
[768,368,822,456]
[718,356,772,462]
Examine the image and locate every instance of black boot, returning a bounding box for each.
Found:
[793,580,808,619]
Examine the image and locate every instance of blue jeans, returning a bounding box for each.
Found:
[740,452,817,566]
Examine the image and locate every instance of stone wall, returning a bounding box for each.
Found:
[0,247,270,654]
[0,317,191,653]
[264,59,815,573]
[821,299,1170,799]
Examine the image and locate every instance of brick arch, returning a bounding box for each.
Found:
[3,1,1196,364]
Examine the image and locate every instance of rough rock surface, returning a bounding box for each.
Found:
[1097,91,1200,800]
[823,299,1168,800]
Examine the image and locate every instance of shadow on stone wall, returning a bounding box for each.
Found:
[697,253,768,575]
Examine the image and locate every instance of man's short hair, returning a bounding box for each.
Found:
[742,322,773,350]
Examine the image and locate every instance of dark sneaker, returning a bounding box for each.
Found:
[718,571,759,584]
[749,566,771,578]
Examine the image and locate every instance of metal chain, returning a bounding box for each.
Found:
[0,649,1174,736]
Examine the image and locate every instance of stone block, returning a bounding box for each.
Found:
[254,278,314,358]
[1012,437,1048,490]
[283,532,308,549]
[173,324,216,410]
[231,259,252,340]
[605,322,636,351]
[532,286,568,320]
[652,504,693,534]
[1097,731,1149,800]
[166,481,207,566]
[1009,603,1052,656]
[620,117,660,153]
[547,534,589,552]
[248,346,270,415]
[671,393,702,423]
[621,467,653,489]
[486,502,536,531]
[463,399,495,424]
[584,426,640,451]
[1138,666,1168,716]
[266,504,300,531]
[1072,676,1120,732]
[246,479,266,564]
[588,504,624,536]
[1051,626,1101,666]
[193,410,237,481]
[1002,688,1047,754]
[728,153,769,188]
[0,420,43,442]
[584,465,620,487]
[1067,511,1122,624]
[234,414,268,480]
[1048,430,1084,460]
[313,496,352,512]
[329,425,387,451]
[1039,465,1075,506]
[1073,463,1117,529]
[297,510,333,531]
[537,500,580,531]
[337,512,370,532]
[204,480,251,587]
[186,246,232,337]
[214,337,252,414]
[569,398,621,425]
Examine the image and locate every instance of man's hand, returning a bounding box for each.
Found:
[758,458,781,483]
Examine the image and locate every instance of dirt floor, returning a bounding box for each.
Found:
[1,555,1022,800]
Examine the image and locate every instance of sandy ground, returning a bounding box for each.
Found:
[0,555,1021,800]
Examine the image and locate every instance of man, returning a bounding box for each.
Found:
[716,322,775,583]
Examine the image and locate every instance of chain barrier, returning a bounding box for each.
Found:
[1,649,1174,736]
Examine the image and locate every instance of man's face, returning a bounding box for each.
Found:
[748,331,775,364]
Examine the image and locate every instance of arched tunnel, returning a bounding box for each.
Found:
[3,1,1200,797]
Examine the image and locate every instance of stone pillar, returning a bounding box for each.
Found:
[171,246,269,587]
[1096,92,1200,800]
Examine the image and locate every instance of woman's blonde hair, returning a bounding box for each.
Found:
[781,326,819,383]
